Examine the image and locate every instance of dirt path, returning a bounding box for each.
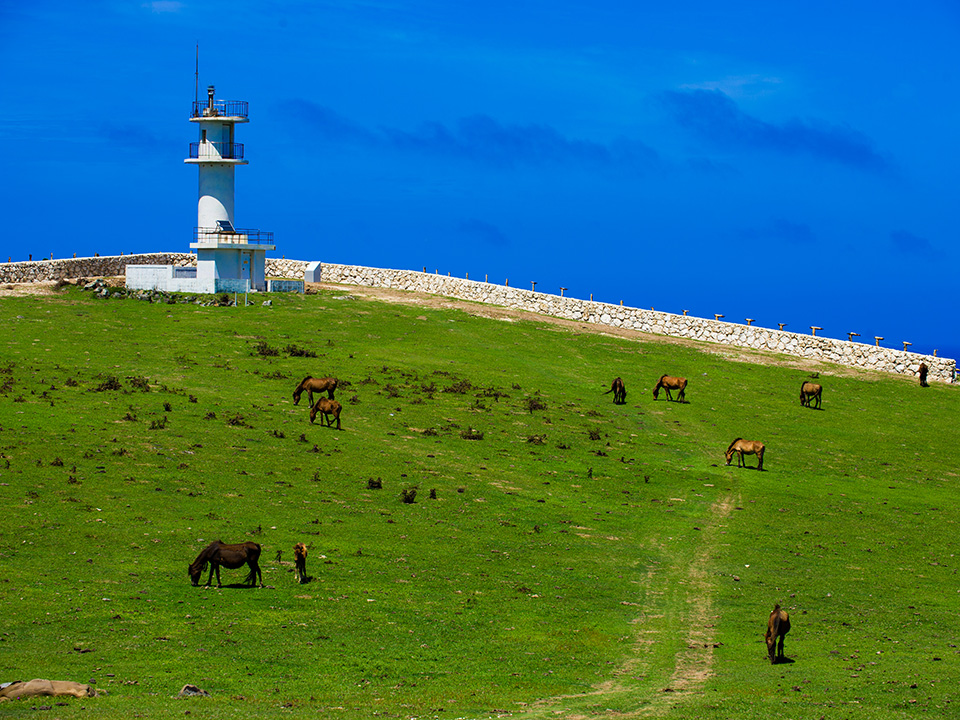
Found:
[520,492,738,719]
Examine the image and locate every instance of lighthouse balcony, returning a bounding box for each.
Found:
[191,99,249,119]
[188,141,244,160]
[192,225,275,249]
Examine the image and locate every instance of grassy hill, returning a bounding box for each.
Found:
[1,284,957,719]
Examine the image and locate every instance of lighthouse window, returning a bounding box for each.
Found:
[201,129,207,142]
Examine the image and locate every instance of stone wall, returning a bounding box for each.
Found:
[2,255,954,383]
[320,262,957,384]
[0,253,196,283]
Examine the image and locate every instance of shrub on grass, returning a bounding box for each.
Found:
[130,376,150,392]
[149,416,167,430]
[285,344,317,358]
[525,396,547,413]
[588,428,601,441]
[444,379,473,394]
[401,487,417,504]
[95,376,122,392]
[227,413,251,428]
[368,477,383,489]
[460,426,484,440]
[252,340,280,357]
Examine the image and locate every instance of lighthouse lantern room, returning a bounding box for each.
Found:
[185,85,274,291]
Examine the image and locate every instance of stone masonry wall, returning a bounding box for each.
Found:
[2,255,953,383]
[319,262,956,384]
[0,253,196,283]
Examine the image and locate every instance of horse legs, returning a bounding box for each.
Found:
[678,387,685,403]
[757,450,764,471]
[776,632,785,660]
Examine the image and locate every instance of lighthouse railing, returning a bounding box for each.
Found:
[191,99,249,119]
[194,227,275,245]
[189,141,244,160]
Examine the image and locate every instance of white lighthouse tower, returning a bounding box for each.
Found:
[185,85,274,291]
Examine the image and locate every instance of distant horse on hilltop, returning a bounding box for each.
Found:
[725,438,765,470]
[919,363,929,387]
[293,376,338,406]
[603,377,627,404]
[188,540,263,588]
[799,381,822,409]
[653,375,687,402]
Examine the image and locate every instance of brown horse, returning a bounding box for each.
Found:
[293,376,338,406]
[188,540,263,587]
[310,397,342,429]
[653,375,687,402]
[799,381,822,409]
[725,438,765,470]
[919,363,929,387]
[603,377,627,404]
[765,604,791,664]
[294,542,308,584]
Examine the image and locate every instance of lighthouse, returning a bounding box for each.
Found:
[185,85,274,291]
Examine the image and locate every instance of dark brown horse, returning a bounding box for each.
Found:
[919,363,929,387]
[799,381,822,409]
[653,375,687,402]
[310,397,342,429]
[293,376,338,406]
[294,542,308,584]
[603,377,627,404]
[188,540,263,587]
[725,438,765,470]
[765,603,790,664]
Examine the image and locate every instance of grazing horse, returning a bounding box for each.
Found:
[919,363,929,387]
[653,375,687,402]
[310,397,342,429]
[603,377,627,404]
[293,376,338,406]
[765,604,791,664]
[799,381,822,409]
[725,438,765,470]
[188,540,263,588]
[293,542,308,584]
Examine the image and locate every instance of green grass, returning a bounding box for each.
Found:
[0,285,958,719]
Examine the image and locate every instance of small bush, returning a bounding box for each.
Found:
[526,435,546,445]
[95,376,122,392]
[444,379,473,394]
[122,412,137,422]
[525,396,547,413]
[384,384,400,398]
[129,376,150,392]
[400,488,417,504]
[163,402,172,412]
[272,429,286,439]
[285,344,317,358]
[227,413,251,428]
[50,457,64,467]
[588,428,601,441]
[367,477,383,489]
[188,394,198,403]
[149,416,168,430]
[65,377,79,387]
[204,411,217,420]
[460,426,484,440]
[252,340,280,357]
[422,428,438,437]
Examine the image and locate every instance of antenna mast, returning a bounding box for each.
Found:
[194,43,199,109]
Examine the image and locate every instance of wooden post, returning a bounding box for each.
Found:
[778,323,786,331]
[847,332,860,342]
[874,336,883,347]
[505,279,509,287]
[745,318,754,326]
[902,341,912,352]
[682,309,688,316]
[714,314,724,321]
[531,281,537,291]
[810,326,822,336]
[560,287,567,297]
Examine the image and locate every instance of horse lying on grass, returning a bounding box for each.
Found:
[725,438,765,470]
[310,398,342,429]
[766,604,791,664]
[294,542,308,584]
[653,375,687,402]
[0,680,97,701]
[603,377,627,404]
[799,381,822,409]
[293,376,338,406]
[188,540,263,588]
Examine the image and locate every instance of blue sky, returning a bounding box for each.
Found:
[2,1,958,357]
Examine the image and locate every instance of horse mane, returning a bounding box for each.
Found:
[296,376,312,389]
[726,438,743,452]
